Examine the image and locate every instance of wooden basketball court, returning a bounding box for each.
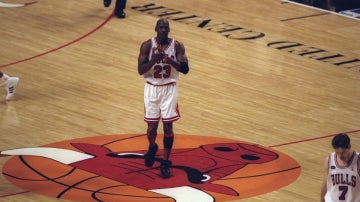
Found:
[0,0,359,201]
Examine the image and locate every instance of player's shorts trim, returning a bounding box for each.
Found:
[144,115,180,123]
[146,81,176,86]
[162,114,180,123]
[144,117,161,123]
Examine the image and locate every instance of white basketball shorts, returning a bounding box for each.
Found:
[144,82,180,123]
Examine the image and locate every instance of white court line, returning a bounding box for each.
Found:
[0,2,25,7]
[282,0,360,21]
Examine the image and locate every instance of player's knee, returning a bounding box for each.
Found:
[163,122,173,134]
[147,123,158,136]
[148,122,159,130]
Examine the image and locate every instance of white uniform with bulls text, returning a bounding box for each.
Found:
[325,152,360,202]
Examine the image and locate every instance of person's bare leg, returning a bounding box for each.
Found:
[161,122,174,178]
[144,122,159,167]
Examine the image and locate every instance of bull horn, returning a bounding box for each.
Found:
[1,147,94,164]
[150,186,214,202]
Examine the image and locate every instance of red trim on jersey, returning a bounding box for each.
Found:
[155,38,173,52]
[335,152,356,169]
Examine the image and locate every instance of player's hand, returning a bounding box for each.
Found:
[151,48,165,63]
[163,55,170,64]
[151,53,165,63]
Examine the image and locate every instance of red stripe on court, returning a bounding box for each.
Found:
[270,130,360,148]
[0,10,114,199]
[0,191,29,197]
[24,1,38,6]
[0,11,114,69]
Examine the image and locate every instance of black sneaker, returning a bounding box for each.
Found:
[103,0,112,7]
[160,160,172,178]
[144,144,158,167]
[115,9,126,18]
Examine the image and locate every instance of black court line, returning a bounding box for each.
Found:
[281,0,360,21]
[280,0,331,21]
[220,166,301,180]
[281,12,330,21]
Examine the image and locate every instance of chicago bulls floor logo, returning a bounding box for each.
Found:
[1,134,301,201]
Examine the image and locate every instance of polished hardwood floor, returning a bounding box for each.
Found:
[0,0,359,201]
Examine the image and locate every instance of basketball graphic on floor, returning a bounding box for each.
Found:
[2,134,301,201]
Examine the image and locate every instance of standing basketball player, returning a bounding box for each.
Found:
[0,71,19,100]
[137,18,189,178]
[320,133,360,202]
[103,0,127,18]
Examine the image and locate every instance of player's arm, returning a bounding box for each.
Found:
[138,40,152,75]
[165,41,189,74]
[358,157,360,177]
[320,155,329,202]
[138,40,165,75]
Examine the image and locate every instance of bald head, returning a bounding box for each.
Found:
[156,18,169,28]
[155,18,170,44]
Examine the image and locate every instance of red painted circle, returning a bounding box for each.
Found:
[3,134,301,201]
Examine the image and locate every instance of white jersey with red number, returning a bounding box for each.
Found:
[143,37,179,85]
[325,152,360,202]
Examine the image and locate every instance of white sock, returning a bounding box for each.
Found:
[1,74,9,81]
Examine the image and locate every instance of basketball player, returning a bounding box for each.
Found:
[137,18,189,178]
[320,133,360,202]
[103,0,127,18]
[0,71,19,100]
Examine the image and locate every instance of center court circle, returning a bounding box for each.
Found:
[2,134,301,201]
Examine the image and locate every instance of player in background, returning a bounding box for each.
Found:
[320,133,360,202]
[103,0,127,18]
[0,71,19,101]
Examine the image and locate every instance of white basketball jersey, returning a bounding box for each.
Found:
[325,152,360,202]
[143,37,179,85]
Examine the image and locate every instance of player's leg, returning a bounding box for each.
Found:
[145,122,159,167]
[103,0,112,7]
[163,122,174,161]
[144,83,161,167]
[159,84,179,178]
[161,122,174,178]
[0,72,19,100]
[115,0,127,18]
